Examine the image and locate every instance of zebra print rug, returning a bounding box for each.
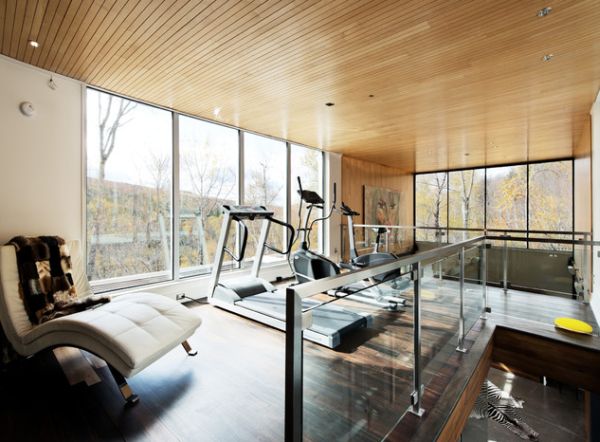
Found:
[469,380,540,441]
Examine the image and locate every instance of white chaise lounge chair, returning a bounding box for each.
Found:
[0,240,202,405]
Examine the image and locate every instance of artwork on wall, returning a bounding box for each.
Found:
[363,185,404,251]
[363,185,402,226]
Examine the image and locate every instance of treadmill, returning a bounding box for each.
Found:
[207,205,372,349]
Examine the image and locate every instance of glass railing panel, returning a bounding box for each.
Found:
[419,253,462,388]
[463,245,485,333]
[301,272,414,441]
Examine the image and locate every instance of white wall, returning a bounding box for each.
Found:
[0,55,83,244]
[591,91,600,321]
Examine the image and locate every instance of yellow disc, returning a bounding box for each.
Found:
[554,317,593,335]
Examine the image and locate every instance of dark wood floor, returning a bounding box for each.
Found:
[0,282,596,441]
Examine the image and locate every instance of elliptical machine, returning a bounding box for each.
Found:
[291,178,405,311]
[340,201,411,291]
[292,178,341,283]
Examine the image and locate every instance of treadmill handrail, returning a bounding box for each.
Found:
[225,219,248,262]
[265,217,295,255]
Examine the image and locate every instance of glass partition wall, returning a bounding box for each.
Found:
[85,88,324,290]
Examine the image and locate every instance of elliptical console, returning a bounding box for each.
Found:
[292,178,340,283]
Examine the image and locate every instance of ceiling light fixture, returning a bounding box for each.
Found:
[325,102,335,107]
[537,6,552,17]
[542,53,554,62]
[213,107,221,117]
[28,40,39,48]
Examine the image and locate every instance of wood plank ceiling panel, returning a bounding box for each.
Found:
[1,0,599,173]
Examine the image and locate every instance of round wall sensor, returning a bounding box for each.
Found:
[19,101,36,117]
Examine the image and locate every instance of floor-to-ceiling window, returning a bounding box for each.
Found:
[179,116,238,276]
[290,143,323,252]
[415,172,448,242]
[448,169,485,242]
[414,160,574,246]
[86,88,324,290]
[528,160,573,250]
[86,89,173,286]
[243,133,288,263]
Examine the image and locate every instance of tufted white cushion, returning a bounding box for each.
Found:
[0,240,202,377]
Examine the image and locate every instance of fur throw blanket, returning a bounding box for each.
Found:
[7,236,110,324]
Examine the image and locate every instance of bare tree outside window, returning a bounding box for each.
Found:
[86,89,172,284]
[448,170,484,241]
[244,133,287,263]
[415,172,448,241]
[291,145,323,252]
[179,116,238,275]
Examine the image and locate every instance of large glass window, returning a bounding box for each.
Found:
[291,144,323,252]
[414,160,574,248]
[85,88,325,289]
[448,169,485,242]
[86,89,172,285]
[179,116,238,276]
[243,133,287,263]
[486,165,527,230]
[528,161,573,250]
[415,172,448,241]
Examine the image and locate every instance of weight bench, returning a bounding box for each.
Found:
[0,240,202,405]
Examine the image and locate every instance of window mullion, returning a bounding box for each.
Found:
[172,113,180,281]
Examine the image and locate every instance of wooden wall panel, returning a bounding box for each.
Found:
[341,155,413,259]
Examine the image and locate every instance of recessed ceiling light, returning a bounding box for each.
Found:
[28,40,39,48]
[325,102,335,107]
[213,107,221,117]
[537,6,552,17]
[542,53,554,62]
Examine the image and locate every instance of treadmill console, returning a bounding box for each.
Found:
[223,205,274,219]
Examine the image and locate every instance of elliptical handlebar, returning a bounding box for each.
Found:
[332,182,337,207]
[340,201,360,217]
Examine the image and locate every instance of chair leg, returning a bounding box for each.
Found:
[108,365,139,407]
[182,340,198,356]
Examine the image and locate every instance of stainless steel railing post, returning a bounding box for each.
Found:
[503,232,509,295]
[480,240,489,320]
[409,261,425,417]
[457,246,467,353]
[285,287,303,442]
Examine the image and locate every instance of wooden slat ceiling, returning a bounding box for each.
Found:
[1,0,599,173]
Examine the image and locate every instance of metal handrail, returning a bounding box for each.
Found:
[344,223,591,236]
[291,235,486,299]
[486,235,598,246]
